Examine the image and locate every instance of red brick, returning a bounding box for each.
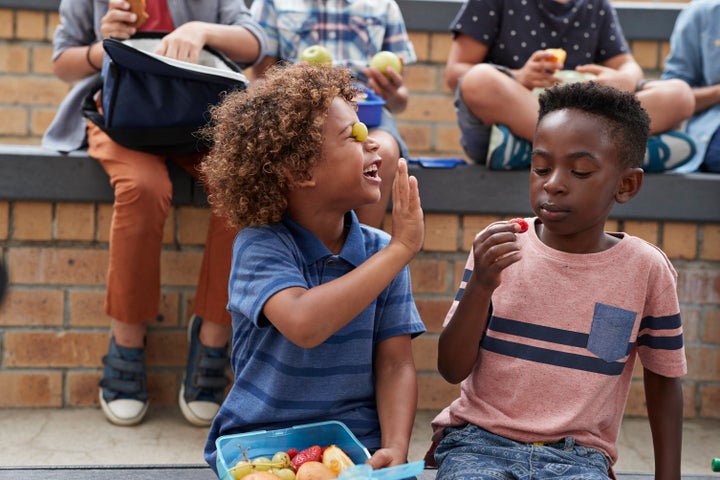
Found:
[0,372,63,407]
[663,222,697,260]
[702,307,720,344]
[56,203,95,241]
[676,266,720,305]
[13,202,52,240]
[9,247,108,285]
[423,214,459,252]
[405,64,439,92]
[0,10,13,39]
[4,331,108,367]
[684,346,720,381]
[0,76,69,105]
[623,221,659,245]
[178,207,210,245]
[0,107,28,136]
[397,94,456,123]
[407,32,429,62]
[0,201,8,240]
[97,204,113,242]
[410,258,449,294]
[0,44,29,73]
[398,124,432,152]
[67,372,102,406]
[0,289,63,326]
[429,33,452,64]
[700,384,720,419]
[160,249,203,286]
[702,224,720,260]
[32,44,54,74]
[15,11,45,41]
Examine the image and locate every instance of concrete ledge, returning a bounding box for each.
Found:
[2,145,719,222]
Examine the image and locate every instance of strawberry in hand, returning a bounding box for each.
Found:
[291,445,322,470]
[509,218,529,233]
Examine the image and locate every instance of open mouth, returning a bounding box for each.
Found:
[363,162,379,178]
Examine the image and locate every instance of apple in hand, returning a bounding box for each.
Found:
[370,51,402,78]
[300,45,332,65]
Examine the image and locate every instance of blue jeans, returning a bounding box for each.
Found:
[435,424,610,480]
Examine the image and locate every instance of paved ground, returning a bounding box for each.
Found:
[0,408,717,475]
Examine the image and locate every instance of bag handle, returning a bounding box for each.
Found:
[81,74,106,131]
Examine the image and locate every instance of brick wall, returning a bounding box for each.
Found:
[1,200,719,418]
[2,1,719,420]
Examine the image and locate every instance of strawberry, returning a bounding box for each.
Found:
[509,217,528,233]
[286,448,298,459]
[291,445,322,470]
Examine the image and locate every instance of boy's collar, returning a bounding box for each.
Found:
[282,211,366,267]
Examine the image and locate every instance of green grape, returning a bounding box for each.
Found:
[230,461,254,480]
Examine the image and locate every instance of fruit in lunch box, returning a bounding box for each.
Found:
[509,218,529,233]
[291,445,323,470]
[351,121,368,142]
[252,457,275,471]
[271,468,297,480]
[272,451,293,470]
[295,461,336,480]
[300,45,333,65]
[321,445,355,476]
[230,460,255,479]
[370,51,402,78]
[244,472,283,480]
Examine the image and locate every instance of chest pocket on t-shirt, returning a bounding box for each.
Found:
[586,303,636,363]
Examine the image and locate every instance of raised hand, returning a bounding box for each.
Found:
[390,159,424,257]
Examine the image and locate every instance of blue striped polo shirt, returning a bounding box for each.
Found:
[205,211,425,472]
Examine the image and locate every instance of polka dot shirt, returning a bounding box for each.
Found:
[450,0,629,69]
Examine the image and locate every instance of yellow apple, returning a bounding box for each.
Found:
[370,51,402,78]
[299,45,332,65]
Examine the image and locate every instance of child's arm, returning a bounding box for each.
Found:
[367,334,416,469]
[437,221,524,384]
[644,368,683,479]
[263,160,424,348]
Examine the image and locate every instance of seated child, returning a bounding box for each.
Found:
[431,82,687,479]
[198,63,426,474]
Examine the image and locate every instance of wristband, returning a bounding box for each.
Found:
[86,42,101,72]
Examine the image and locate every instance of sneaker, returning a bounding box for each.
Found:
[644,130,696,172]
[99,337,149,426]
[179,315,230,426]
[486,124,533,170]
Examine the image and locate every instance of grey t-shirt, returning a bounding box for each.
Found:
[450,0,629,69]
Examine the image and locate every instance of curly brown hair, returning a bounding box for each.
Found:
[199,63,359,229]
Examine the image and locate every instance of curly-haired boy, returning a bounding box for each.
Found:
[200,63,426,474]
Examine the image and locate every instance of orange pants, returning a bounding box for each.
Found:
[87,121,233,326]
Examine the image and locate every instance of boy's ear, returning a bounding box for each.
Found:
[615,167,643,204]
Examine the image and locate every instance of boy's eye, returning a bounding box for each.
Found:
[351,121,368,142]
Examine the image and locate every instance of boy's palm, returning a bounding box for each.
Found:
[390,159,424,256]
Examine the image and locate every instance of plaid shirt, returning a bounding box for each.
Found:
[251,0,416,78]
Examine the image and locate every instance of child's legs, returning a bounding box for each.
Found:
[355,109,406,228]
[172,155,234,346]
[459,64,539,141]
[434,424,610,480]
[87,122,172,337]
[636,79,695,134]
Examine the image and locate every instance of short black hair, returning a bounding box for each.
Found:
[537,81,650,169]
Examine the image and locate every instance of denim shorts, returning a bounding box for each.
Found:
[372,107,409,160]
[434,424,611,480]
[454,80,492,164]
